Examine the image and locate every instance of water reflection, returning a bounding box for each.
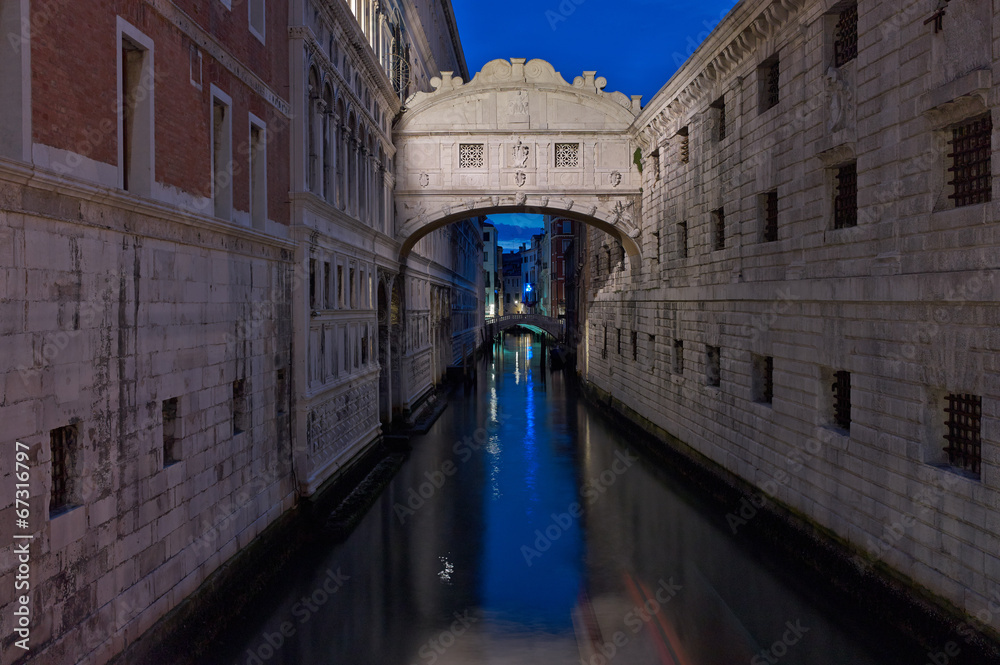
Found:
[207,333,922,665]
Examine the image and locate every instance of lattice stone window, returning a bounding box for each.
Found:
[555,143,580,168]
[943,393,982,476]
[834,3,858,67]
[834,162,858,229]
[948,115,992,208]
[459,143,484,169]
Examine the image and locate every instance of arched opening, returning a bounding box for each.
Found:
[347,111,358,216]
[336,98,346,210]
[306,67,321,193]
[322,84,334,203]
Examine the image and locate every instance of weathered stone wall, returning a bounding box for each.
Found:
[0,169,296,665]
[581,0,1000,634]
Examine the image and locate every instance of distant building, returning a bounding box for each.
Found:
[482,222,500,317]
[502,249,524,314]
[548,217,578,318]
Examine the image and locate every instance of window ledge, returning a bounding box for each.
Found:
[919,70,991,130]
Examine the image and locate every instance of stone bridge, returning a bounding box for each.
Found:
[394,58,645,267]
[484,314,565,340]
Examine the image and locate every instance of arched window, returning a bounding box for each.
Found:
[336,99,346,210]
[307,67,321,192]
[348,112,359,216]
[322,85,334,204]
[376,145,386,233]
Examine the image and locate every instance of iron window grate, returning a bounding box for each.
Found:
[678,127,689,163]
[832,370,851,430]
[834,4,859,67]
[674,340,684,374]
[764,59,780,110]
[713,208,725,250]
[762,356,774,403]
[764,191,779,242]
[943,393,982,476]
[678,221,689,258]
[834,162,858,229]
[50,425,77,515]
[948,115,992,208]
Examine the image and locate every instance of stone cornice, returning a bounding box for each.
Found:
[633,0,806,141]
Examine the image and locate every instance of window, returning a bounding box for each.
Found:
[309,259,317,309]
[232,379,247,435]
[162,397,180,466]
[678,221,689,258]
[276,369,287,415]
[118,20,154,195]
[651,149,660,181]
[249,115,267,230]
[190,44,203,89]
[834,162,858,229]
[602,325,608,359]
[652,231,660,263]
[459,143,484,168]
[762,190,779,242]
[834,3,858,67]
[678,126,689,164]
[337,264,344,307]
[631,331,638,361]
[324,262,332,308]
[711,96,726,141]
[49,424,79,518]
[673,339,684,375]
[752,355,774,404]
[249,0,265,43]
[617,328,622,355]
[832,370,851,430]
[759,55,780,113]
[706,345,721,387]
[948,115,992,208]
[484,231,490,241]
[555,143,580,168]
[713,208,726,251]
[211,87,233,220]
[943,394,982,477]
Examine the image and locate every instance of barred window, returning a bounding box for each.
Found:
[711,96,726,141]
[760,56,780,112]
[678,126,689,163]
[631,331,638,361]
[713,208,726,250]
[163,397,180,466]
[459,143,484,168]
[678,221,689,258]
[948,115,992,208]
[674,339,684,374]
[834,3,858,67]
[763,190,778,242]
[50,424,79,517]
[753,355,774,404]
[943,394,982,477]
[832,370,851,430]
[834,162,858,229]
[555,143,580,168]
[602,325,608,359]
[233,379,247,435]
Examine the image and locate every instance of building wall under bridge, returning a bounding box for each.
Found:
[579,0,1000,638]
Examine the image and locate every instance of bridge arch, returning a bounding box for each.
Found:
[393,58,646,268]
[485,314,565,340]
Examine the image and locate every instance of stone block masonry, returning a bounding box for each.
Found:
[581,0,1000,641]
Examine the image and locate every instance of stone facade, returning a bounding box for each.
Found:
[0,1,479,663]
[580,0,1000,636]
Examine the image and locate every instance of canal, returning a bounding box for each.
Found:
[208,332,928,665]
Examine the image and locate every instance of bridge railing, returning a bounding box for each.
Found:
[484,313,565,339]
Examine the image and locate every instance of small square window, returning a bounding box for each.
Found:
[50,424,80,517]
[459,144,484,168]
[832,370,851,430]
[948,114,992,208]
[712,208,726,251]
[678,126,689,164]
[759,55,780,113]
[752,354,774,404]
[834,3,858,67]
[761,190,778,242]
[233,379,247,435]
[943,393,982,477]
[833,162,858,229]
[555,143,580,168]
[706,345,721,387]
[711,96,727,141]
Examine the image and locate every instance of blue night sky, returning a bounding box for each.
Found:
[453,0,740,251]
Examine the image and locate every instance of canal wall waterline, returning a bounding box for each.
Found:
[576,376,1000,662]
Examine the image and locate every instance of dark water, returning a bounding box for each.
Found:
[210,333,924,665]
